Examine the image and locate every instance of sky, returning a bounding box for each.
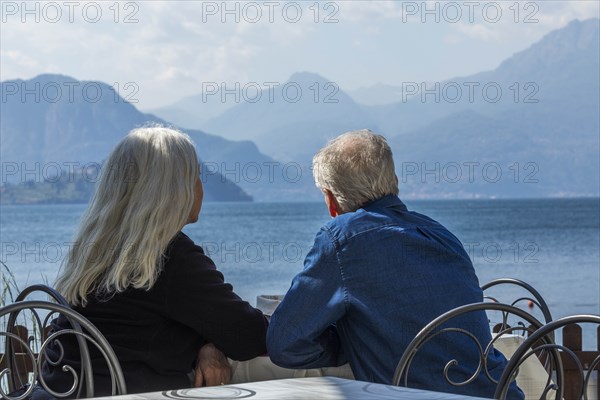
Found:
[1,0,599,109]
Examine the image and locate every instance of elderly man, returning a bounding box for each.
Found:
[267,130,523,399]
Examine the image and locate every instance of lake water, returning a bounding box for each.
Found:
[1,198,599,346]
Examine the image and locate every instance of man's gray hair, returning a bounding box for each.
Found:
[312,129,399,213]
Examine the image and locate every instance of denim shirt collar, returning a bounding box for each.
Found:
[361,194,407,212]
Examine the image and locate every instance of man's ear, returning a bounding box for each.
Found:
[323,189,340,218]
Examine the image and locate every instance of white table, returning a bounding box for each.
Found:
[230,356,354,383]
[227,334,554,397]
[91,376,491,399]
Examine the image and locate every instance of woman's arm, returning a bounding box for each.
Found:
[165,233,268,361]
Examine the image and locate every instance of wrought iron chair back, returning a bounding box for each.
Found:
[4,284,96,398]
[14,285,69,305]
[482,278,553,324]
[4,285,69,393]
[392,302,562,397]
[495,315,600,400]
[4,284,94,398]
[0,300,127,399]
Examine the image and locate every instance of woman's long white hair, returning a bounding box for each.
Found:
[56,126,200,306]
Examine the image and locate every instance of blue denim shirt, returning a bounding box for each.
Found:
[267,195,523,399]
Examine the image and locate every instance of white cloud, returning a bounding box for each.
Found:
[441,1,598,46]
[0,49,41,70]
[454,23,501,42]
[1,0,598,108]
[443,34,463,45]
[0,1,309,107]
[338,1,403,22]
[534,1,599,29]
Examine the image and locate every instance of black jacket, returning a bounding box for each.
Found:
[43,232,267,396]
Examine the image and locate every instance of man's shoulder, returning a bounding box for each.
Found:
[322,208,370,235]
[322,199,452,245]
[322,205,404,243]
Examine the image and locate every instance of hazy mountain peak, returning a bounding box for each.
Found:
[286,71,331,85]
[496,18,599,75]
[552,18,599,48]
[32,73,78,82]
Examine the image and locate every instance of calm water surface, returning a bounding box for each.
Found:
[1,198,599,345]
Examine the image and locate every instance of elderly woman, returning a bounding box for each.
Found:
[42,126,267,396]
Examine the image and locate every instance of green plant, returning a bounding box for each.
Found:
[1,261,19,307]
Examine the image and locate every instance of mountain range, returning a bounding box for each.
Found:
[201,72,381,163]
[1,18,598,201]
[152,18,599,198]
[0,75,268,202]
[386,18,599,197]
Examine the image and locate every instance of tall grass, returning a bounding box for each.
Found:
[1,261,20,306]
[1,261,50,392]
[1,261,21,393]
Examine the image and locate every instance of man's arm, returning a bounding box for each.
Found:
[267,228,347,369]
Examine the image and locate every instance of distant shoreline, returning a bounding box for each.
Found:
[2,196,599,207]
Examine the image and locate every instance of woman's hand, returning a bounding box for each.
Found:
[194,343,232,387]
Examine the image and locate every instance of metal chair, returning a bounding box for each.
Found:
[0,300,127,399]
[14,285,69,305]
[392,302,559,398]
[482,278,553,324]
[495,315,600,400]
[3,285,85,396]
